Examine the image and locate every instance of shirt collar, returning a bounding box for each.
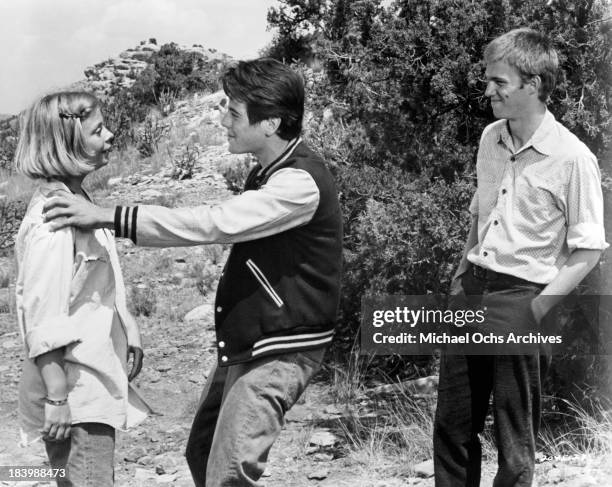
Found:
[38,178,92,201]
[257,136,302,178]
[497,110,559,156]
[38,178,72,197]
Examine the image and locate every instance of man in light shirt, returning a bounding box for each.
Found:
[433,29,607,486]
[42,58,343,487]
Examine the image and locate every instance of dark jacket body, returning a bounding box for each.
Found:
[214,142,343,366]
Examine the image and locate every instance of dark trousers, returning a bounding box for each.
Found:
[433,265,550,487]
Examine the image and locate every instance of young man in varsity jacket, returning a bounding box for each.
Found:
[43,58,343,487]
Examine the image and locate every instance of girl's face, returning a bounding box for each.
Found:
[80,107,114,169]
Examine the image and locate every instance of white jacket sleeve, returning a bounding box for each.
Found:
[116,168,320,247]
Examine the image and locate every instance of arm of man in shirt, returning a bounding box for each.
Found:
[450,215,479,295]
[42,168,320,245]
[531,249,602,323]
[531,154,607,322]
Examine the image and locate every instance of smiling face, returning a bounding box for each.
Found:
[484,60,534,121]
[80,107,114,169]
[220,99,268,158]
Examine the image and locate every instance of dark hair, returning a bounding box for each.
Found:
[222,58,304,140]
[484,28,558,102]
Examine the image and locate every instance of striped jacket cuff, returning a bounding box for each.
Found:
[114,206,139,243]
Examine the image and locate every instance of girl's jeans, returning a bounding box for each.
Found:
[186,347,325,487]
[45,422,115,487]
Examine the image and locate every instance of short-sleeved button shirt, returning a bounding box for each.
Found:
[467,110,608,284]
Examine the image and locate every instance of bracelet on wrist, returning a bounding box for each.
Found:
[44,396,68,406]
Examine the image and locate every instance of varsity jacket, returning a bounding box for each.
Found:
[114,139,343,366]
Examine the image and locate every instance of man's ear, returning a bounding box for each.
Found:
[527,75,541,97]
[263,117,281,137]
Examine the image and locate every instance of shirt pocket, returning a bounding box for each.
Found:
[514,170,562,224]
[246,258,284,308]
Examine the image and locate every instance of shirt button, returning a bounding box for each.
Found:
[493,220,499,225]
[501,189,507,195]
[218,341,225,348]
[221,355,228,363]
[216,306,222,313]
[510,155,516,162]
[483,251,488,257]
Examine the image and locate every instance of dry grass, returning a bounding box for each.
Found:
[329,348,370,405]
[335,380,435,475]
[540,397,612,459]
[328,347,434,475]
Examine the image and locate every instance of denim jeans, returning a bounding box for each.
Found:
[185,348,326,487]
[434,265,550,487]
[45,422,115,487]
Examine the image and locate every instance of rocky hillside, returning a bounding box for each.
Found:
[70,39,231,101]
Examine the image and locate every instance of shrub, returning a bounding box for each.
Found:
[268,0,612,396]
[130,43,226,109]
[168,144,200,180]
[156,88,177,117]
[334,163,474,358]
[129,65,159,106]
[103,88,147,150]
[0,198,27,253]
[135,114,168,157]
[221,156,254,193]
[0,119,18,173]
[190,261,219,296]
[130,285,157,317]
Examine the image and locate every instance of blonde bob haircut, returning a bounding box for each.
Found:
[14,91,101,179]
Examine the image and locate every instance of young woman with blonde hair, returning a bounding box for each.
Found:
[14,91,149,486]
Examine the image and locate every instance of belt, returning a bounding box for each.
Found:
[471,264,543,288]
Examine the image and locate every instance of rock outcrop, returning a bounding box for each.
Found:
[70,39,231,101]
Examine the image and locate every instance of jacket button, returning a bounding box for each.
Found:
[218,341,225,348]
[221,355,228,362]
[216,306,222,313]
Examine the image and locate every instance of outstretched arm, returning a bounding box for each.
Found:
[43,168,320,246]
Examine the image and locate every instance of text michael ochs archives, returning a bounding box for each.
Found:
[361,295,571,356]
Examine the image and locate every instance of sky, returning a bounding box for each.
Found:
[0,0,279,115]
